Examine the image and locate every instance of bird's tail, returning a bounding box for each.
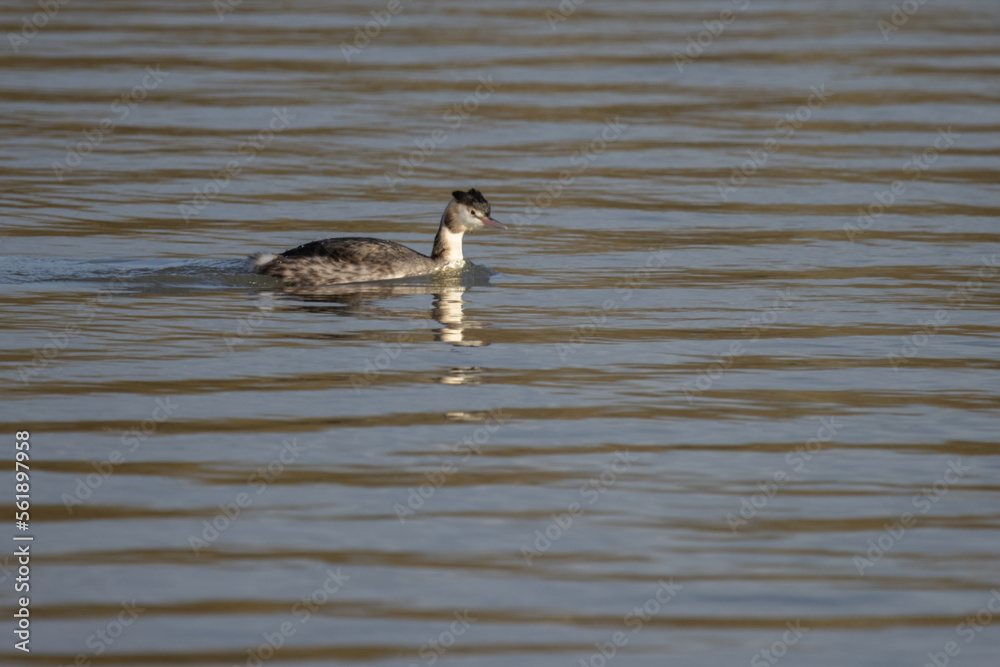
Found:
[248,252,278,270]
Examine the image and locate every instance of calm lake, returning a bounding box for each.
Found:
[2,0,999,665]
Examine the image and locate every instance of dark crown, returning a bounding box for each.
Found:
[452,188,490,215]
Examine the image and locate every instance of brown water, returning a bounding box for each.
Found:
[2,0,1000,665]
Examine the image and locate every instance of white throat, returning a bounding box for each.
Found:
[437,226,465,265]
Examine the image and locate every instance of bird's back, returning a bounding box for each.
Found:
[255,237,437,285]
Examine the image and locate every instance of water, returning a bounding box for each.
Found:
[2,0,999,665]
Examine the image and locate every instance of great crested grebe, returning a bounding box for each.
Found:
[250,189,505,286]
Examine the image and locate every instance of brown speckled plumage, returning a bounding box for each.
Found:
[256,237,438,284]
[251,189,504,286]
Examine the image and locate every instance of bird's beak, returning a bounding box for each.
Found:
[481,216,506,230]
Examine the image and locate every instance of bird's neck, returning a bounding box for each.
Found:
[431,207,465,265]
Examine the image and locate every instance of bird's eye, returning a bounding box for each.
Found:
[470,209,478,216]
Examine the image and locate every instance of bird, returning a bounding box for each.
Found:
[250,189,505,286]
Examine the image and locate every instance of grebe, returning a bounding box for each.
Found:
[250,189,505,286]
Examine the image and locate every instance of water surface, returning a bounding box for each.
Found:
[2,0,1000,665]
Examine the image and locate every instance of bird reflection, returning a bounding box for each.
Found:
[432,289,489,346]
[261,266,496,349]
[439,367,484,386]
